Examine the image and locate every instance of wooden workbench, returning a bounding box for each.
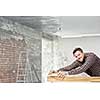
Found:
[47,72,100,82]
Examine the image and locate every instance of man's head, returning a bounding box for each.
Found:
[73,47,85,62]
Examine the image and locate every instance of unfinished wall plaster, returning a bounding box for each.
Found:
[42,36,67,82]
[42,37,54,82]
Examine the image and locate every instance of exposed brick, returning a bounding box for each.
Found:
[0,38,26,83]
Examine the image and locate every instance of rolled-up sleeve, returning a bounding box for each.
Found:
[68,53,96,75]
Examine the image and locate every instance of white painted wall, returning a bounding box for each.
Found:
[59,36,100,66]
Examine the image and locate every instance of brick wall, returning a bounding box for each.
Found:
[0,17,41,82]
[0,38,26,83]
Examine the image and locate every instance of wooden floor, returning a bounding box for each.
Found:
[47,72,100,82]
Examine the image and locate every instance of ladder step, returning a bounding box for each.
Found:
[17,75,25,76]
[16,80,24,83]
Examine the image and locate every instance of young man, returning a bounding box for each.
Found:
[53,47,100,78]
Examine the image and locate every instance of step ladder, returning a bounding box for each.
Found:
[16,52,26,83]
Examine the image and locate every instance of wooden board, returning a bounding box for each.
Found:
[47,72,100,82]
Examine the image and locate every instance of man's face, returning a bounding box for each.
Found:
[73,51,84,62]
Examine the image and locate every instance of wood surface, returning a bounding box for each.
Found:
[48,72,100,82]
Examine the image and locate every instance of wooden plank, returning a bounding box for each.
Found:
[47,72,100,82]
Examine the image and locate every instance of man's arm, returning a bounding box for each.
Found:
[68,53,96,75]
[57,61,80,71]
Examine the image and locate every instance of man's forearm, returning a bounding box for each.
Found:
[57,66,72,71]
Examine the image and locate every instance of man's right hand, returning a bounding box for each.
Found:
[57,71,66,79]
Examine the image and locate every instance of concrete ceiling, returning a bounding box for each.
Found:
[3,16,100,38]
[3,16,60,34]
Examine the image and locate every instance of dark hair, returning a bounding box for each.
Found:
[73,47,83,54]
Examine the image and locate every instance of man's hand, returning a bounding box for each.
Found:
[57,71,66,79]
